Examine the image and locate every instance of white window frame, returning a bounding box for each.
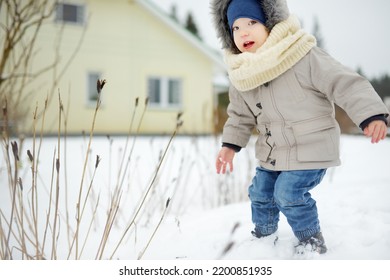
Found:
[86,72,103,106]
[147,76,182,109]
[55,2,86,25]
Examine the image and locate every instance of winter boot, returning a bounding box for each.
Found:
[295,232,327,254]
[251,229,279,245]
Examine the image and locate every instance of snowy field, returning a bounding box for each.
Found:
[1,134,389,260]
[142,135,390,260]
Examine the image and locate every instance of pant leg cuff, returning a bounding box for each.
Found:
[295,227,321,241]
[255,225,278,236]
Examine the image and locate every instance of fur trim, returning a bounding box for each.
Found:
[211,0,289,53]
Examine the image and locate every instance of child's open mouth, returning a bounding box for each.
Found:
[243,41,255,49]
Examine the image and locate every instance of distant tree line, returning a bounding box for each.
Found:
[310,16,390,100]
[370,74,390,100]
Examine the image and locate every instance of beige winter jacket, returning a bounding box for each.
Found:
[222,47,389,170]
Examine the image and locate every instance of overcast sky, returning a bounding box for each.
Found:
[150,0,390,79]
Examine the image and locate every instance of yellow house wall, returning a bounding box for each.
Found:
[21,0,215,135]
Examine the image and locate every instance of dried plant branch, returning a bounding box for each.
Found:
[137,198,171,260]
[69,79,105,259]
[109,113,183,259]
[95,190,122,260]
[41,148,57,257]
[114,97,140,192]
[79,193,101,259]
[50,92,63,260]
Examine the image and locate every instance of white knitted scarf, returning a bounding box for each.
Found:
[224,15,316,91]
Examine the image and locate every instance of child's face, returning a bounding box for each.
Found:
[232,17,269,53]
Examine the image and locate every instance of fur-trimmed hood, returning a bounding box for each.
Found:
[211,0,290,53]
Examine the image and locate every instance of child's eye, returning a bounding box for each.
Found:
[249,20,257,25]
[232,26,239,32]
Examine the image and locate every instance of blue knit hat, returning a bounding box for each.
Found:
[227,0,266,31]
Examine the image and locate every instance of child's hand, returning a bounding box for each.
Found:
[216,147,236,174]
[363,120,388,143]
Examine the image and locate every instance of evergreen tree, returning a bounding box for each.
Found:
[169,4,178,22]
[370,74,390,100]
[185,12,201,40]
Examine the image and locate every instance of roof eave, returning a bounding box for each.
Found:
[136,0,226,72]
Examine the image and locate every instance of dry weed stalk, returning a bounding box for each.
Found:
[1,77,190,260]
[68,79,105,259]
[137,197,172,260]
[109,113,184,259]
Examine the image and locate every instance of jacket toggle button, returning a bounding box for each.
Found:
[256,102,262,109]
[270,159,276,166]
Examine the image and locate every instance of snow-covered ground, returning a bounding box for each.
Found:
[145,135,390,260]
[1,134,389,260]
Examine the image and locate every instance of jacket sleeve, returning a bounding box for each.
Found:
[308,47,389,128]
[359,114,388,130]
[221,85,256,149]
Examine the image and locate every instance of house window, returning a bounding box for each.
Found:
[55,3,85,25]
[148,77,182,109]
[87,72,101,105]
